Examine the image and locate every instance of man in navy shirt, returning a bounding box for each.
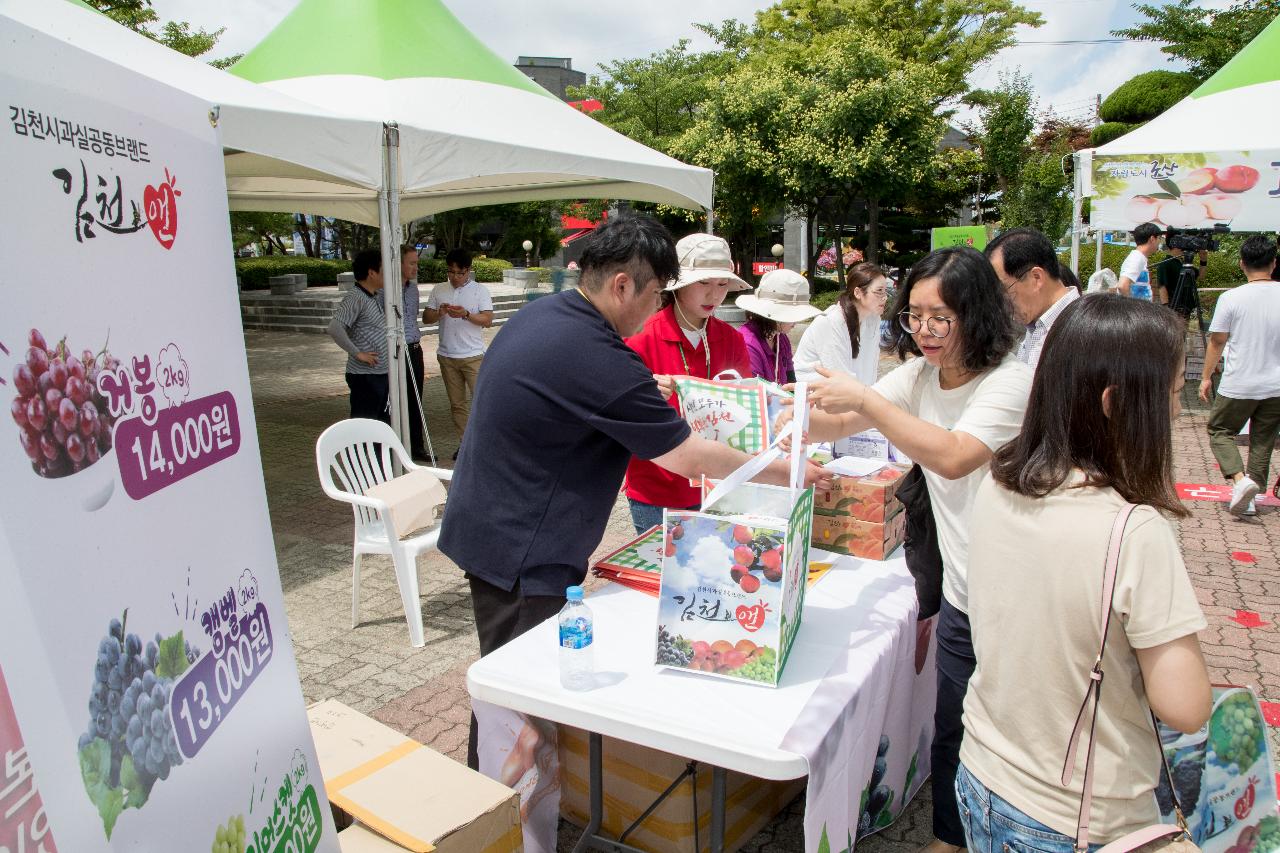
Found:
[441,216,828,768]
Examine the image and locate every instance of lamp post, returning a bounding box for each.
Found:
[522,239,533,269]
[771,243,784,271]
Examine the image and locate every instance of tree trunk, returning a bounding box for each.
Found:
[296,215,315,257]
[867,198,881,267]
[805,210,821,279]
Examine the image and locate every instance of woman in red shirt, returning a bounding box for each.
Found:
[624,233,752,533]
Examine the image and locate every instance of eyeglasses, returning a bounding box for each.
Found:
[447,268,470,277]
[898,311,955,339]
[1001,269,1031,291]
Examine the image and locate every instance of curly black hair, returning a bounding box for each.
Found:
[886,246,1019,373]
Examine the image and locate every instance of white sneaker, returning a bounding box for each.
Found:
[1229,477,1260,515]
[1242,498,1257,517]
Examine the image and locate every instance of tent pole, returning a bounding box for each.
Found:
[1069,153,1083,276]
[380,123,410,454]
[706,172,715,234]
[1096,227,1104,274]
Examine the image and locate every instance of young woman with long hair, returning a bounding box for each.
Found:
[958,295,1211,852]
[792,247,1031,853]
[794,262,889,384]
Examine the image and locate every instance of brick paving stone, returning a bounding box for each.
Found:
[248,328,1280,853]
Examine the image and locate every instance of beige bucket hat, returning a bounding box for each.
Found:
[736,268,822,323]
[666,233,751,292]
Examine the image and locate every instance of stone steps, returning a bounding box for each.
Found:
[240,287,531,335]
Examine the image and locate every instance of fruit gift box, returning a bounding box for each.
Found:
[655,479,814,687]
[813,461,909,524]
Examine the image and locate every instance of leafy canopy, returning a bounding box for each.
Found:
[1112,0,1280,80]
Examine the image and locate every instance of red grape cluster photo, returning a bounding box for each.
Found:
[11,328,120,477]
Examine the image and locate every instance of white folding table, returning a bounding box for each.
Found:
[467,550,925,853]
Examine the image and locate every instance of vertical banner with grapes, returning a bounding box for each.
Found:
[0,43,338,853]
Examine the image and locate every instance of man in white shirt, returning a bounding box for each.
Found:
[423,249,494,452]
[985,227,1080,371]
[1117,222,1162,300]
[1198,235,1280,516]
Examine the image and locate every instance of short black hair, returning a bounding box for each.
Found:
[1239,234,1278,274]
[446,248,472,269]
[985,227,1061,281]
[886,246,1019,372]
[1133,222,1163,247]
[1058,264,1082,292]
[352,249,382,281]
[578,215,679,294]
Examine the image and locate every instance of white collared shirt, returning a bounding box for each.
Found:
[1017,287,1080,371]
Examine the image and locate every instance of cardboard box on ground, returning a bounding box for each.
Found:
[557,725,805,853]
[307,700,523,853]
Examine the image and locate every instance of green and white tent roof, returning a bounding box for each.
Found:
[1095,14,1280,155]
[226,0,712,223]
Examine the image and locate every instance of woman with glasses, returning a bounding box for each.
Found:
[797,247,1031,853]
[794,262,890,385]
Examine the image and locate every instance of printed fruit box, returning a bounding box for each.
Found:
[813,506,906,560]
[656,481,813,687]
[814,462,909,523]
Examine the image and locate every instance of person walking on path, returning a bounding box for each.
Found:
[423,249,493,454]
[1117,222,1162,301]
[623,233,751,533]
[786,247,1031,853]
[327,249,389,423]
[736,268,822,384]
[985,227,1080,372]
[794,261,889,384]
[959,295,1211,852]
[437,215,831,770]
[400,245,430,460]
[1198,235,1280,516]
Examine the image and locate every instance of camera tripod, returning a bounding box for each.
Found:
[1169,260,1208,339]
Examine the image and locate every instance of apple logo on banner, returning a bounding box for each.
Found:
[144,168,181,250]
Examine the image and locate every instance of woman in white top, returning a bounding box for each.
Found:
[959,295,1211,851]
[794,262,889,385]
[790,247,1031,853]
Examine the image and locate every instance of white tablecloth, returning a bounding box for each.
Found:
[467,550,936,852]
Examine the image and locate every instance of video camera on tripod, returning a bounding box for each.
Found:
[1163,227,1221,334]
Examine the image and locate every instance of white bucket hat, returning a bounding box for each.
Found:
[666,233,751,292]
[736,268,822,323]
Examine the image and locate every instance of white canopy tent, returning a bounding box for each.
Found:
[227,0,715,451]
[1071,16,1280,273]
[7,0,716,453]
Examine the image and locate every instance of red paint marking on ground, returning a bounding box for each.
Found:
[1231,551,1257,563]
[1230,610,1270,629]
[1176,483,1280,507]
[1261,701,1280,727]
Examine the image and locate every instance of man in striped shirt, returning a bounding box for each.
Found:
[986,228,1080,372]
[328,249,389,422]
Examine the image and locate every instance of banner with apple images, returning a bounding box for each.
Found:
[0,44,337,853]
[1090,151,1280,232]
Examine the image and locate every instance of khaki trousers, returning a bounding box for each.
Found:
[437,354,482,435]
[1208,391,1280,487]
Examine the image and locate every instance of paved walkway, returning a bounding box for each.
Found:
[246,328,1278,852]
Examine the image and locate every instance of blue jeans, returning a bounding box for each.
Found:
[956,763,1099,853]
[627,499,698,535]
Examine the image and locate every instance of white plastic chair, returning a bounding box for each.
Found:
[315,418,453,647]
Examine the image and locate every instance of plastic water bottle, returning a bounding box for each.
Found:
[558,586,594,691]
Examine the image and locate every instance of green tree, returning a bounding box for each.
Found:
[745,0,1042,102]
[676,31,947,269]
[229,212,294,255]
[999,136,1073,238]
[967,71,1036,196]
[85,1,231,61]
[1112,0,1280,80]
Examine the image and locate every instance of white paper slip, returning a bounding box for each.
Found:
[822,456,890,478]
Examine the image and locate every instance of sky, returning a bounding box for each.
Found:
[150,0,1205,129]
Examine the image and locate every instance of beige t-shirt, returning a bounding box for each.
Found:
[960,474,1206,840]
